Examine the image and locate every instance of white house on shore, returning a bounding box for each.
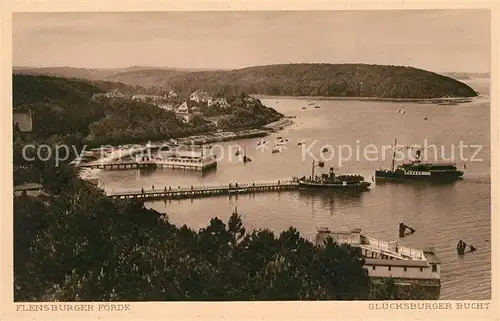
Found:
[132,94,166,102]
[211,97,231,109]
[177,114,193,123]
[176,101,189,114]
[157,103,174,111]
[175,101,193,123]
[315,228,441,286]
[189,89,213,103]
[92,89,128,100]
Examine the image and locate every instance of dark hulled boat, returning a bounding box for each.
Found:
[298,160,371,191]
[375,138,464,182]
[242,147,252,163]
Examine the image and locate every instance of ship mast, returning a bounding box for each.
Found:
[391,138,397,172]
[311,159,315,178]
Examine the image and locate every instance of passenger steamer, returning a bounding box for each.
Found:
[298,160,371,190]
[375,138,464,182]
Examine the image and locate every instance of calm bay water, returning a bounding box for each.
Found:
[98,77,491,300]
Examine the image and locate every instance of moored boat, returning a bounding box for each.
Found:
[242,147,252,163]
[298,160,371,191]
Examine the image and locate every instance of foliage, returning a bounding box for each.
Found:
[370,278,440,300]
[13,75,281,146]
[14,165,371,301]
[217,95,282,130]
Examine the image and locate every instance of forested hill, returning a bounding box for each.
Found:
[13,74,103,106]
[163,64,478,98]
[15,63,478,99]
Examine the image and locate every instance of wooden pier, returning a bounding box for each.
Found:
[106,180,299,200]
[79,160,216,171]
[80,160,156,170]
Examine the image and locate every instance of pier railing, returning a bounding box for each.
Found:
[106,180,298,200]
[361,235,424,260]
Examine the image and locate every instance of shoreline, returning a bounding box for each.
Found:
[75,117,294,166]
[253,94,476,103]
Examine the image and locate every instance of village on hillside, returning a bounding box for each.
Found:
[91,88,258,128]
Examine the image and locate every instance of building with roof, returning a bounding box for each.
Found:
[14,182,43,197]
[189,90,213,103]
[157,103,175,111]
[315,227,441,287]
[132,94,166,102]
[176,101,190,114]
[207,97,231,109]
[13,111,33,142]
[92,89,128,100]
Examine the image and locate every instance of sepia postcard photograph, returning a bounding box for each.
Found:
[1,2,498,320]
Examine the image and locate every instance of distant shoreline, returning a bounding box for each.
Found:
[253,94,476,103]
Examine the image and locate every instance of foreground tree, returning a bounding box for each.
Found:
[14,171,372,301]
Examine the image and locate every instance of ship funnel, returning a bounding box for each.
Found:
[415,149,421,161]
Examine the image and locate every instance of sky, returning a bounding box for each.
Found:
[12,10,490,73]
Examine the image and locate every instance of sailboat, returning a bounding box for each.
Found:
[271,142,280,153]
[243,147,252,163]
[235,141,242,156]
[321,140,329,153]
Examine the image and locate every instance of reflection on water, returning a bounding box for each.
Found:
[297,188,365,206]
[374,179,461,187]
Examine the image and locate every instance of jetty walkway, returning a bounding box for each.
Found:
[80,160,156,170]
[106,180,299,200]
